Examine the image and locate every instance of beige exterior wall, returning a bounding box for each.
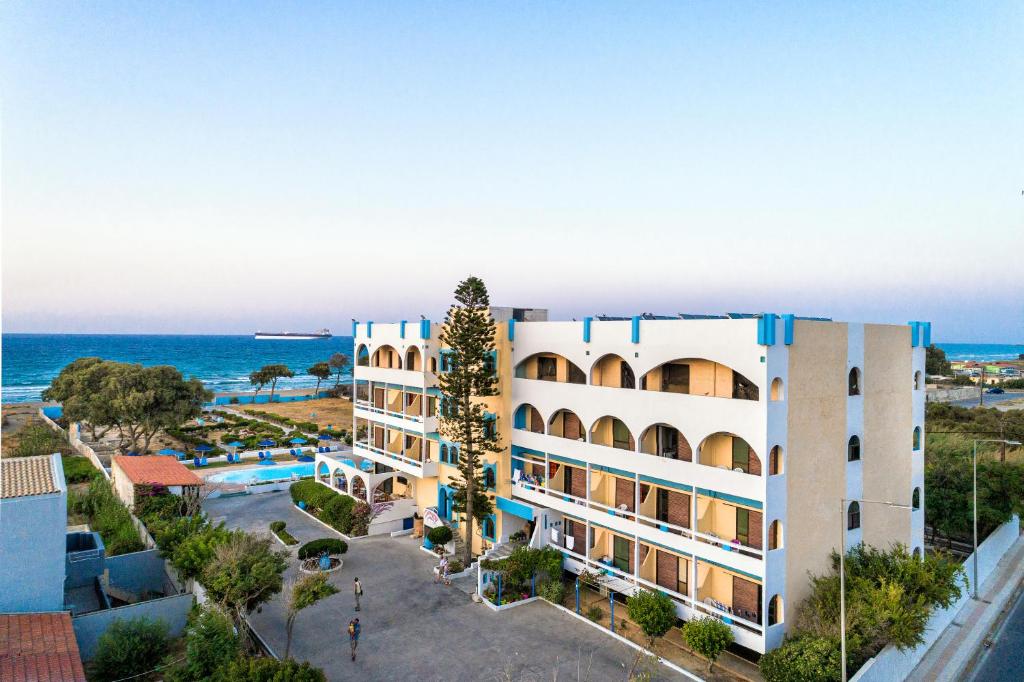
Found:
[111,461,136,507]
[862,324,913,547]
[784,321,848,628]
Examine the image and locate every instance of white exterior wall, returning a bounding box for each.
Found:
[763,317,789,650]
[911,345,926,554]
[846,323,865,549]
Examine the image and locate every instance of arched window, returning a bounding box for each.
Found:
[769,445,783,475]
[913,426,922,451]
[912,547,922,559]
[429,357,437,373]
[768,520,783,550]
[639,424,692,461]
[768,595,783,626]
[549,409,584,440]
[848,436,861,462]
[356,344,370,367]
[912,487,921,510]
[848,367,862,396]
[440,444,449,464]
[405,346,422,371]
[914,371,923,390]
[591,354,635,389]
[483,466,496,490]
[770,378,785,401]
[590,416,634,450]
[698,433,761,475]
[847,501,861,530]
[482,516,495,541]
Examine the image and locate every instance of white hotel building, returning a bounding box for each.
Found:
[319,309,928,654]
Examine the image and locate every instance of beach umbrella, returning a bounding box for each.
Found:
[195,444,213,452]
[225,441,245,449]
[258,439,276,447]
[289,437,306,445]
[317,434,333,441]
[258,458,277,466]
[297,455,315,463]
[157,448,178,456]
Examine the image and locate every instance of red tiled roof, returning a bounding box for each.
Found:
[112,455,202,486]
[0,612,86,682]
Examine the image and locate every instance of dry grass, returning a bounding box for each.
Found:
[240,397,353,430]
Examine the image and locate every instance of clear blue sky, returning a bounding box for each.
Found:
[2,2,1021,341]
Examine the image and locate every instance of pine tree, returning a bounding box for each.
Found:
[439,276,500,566]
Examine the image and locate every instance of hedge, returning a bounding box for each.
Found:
[298,538,348,559]
[427,525,452,546]
[290,481,355,533]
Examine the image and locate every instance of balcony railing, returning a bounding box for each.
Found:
[511,473,763,559]
[558,544,763,635]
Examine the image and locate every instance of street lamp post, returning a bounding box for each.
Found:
[971,439,1022,599]
[839,498,912,682]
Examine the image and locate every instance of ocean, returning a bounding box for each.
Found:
[1,334,354,404]
[1,335,1021,404]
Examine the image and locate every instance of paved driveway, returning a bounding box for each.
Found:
[205,491,684,681]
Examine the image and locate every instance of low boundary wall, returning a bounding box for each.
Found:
[851,515,1021,681]
[72,592,193,660]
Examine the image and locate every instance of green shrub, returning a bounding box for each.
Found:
[90,617,170,682]
[13,423,72,458]
[62,455,103,483]
[297,538,347,559]
[760,635,842,682]
[270,521,286,533]
[166,606,239,682]
[626,589,677,646]
[586,605,603,622]
[77,479,144,556]
[217,657,326,682]
[289,480,337,511]
[540,579,566,604]
[683,617,734,674]
[427,525,453,546]
[320,494,355,533]
[448,558,465,573]
[295,421,319,432]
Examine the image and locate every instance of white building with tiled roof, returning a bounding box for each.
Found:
[0,454,68,612]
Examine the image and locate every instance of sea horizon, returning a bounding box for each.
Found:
[2,332,1021,405]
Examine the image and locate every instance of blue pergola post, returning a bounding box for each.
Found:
[531,574,536,598]
[610,593,615,633]
[575,578,580,614]
[497,574,502,606]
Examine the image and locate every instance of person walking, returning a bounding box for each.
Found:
[353,577,363,611]
[347,617,360,662]
[435,554,447,584]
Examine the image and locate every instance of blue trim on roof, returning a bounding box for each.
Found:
[366,321,373,338]
[782,314,795,345]
[508,319,515,342]
[639,474,693,493]
[922,321,931,347]
[420,319,431,339]
[400,320,406,338]
[908,321,920,347]
[757,316,766,345]
[583,317,592,343]
[696,488,762,510]
[496,495,534,521]
[631,316,640,343]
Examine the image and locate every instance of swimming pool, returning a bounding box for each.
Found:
[207,462,315,485]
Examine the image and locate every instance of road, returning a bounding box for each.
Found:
[949,392,1024,409]
[970,586,1024,681]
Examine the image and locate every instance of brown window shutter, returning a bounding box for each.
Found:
[748,447,762,476]
[677,435,693,462]
[748,510,763,550]
[732,576,761,624]
[564,412,582,440]
[373,426,384,449]
[627,538,636,574]
[667,491,690,528]
[656,550,678,591]
[530,407,544,433]
[569,467,587,499]
[615,478,636,512]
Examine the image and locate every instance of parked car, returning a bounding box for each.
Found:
[986,387,1005,394]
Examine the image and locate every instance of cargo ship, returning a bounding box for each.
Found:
[254,328,332,340]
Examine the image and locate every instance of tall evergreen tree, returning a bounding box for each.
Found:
[438,276,500,565]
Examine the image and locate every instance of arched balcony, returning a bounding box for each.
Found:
[356,344,370,367]
[640,359,759,401]
[590,354,636,389]
[638,423,692,461]
[372,345,402,369]
[697,433,761,475]
[548,409,585,440]
[405,346,422,371]
[590,416,635,451]
[514,352,586,384]
[513,403,545,434]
